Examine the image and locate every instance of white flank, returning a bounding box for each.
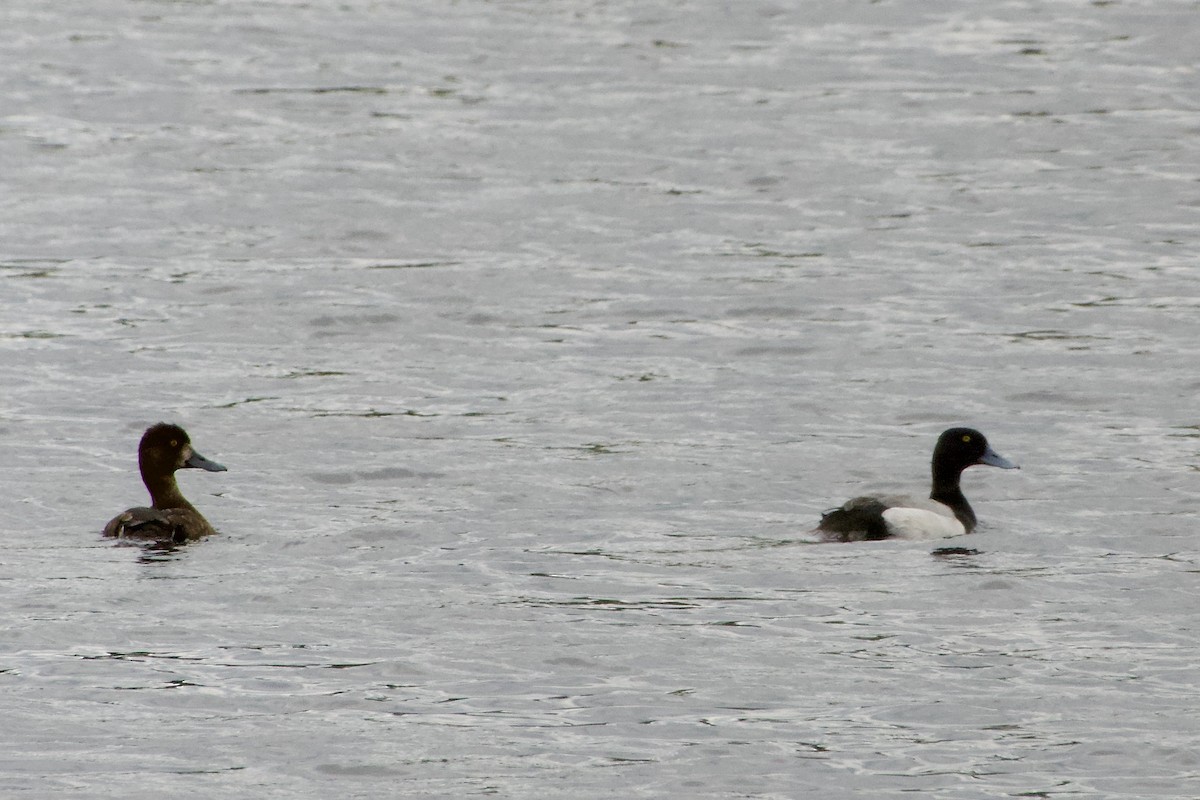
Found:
[881,506,966,540]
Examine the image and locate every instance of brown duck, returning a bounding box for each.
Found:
[103,423,227,543]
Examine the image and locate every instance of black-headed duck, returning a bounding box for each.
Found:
[816,427,1018,542]
[103,423,227,543]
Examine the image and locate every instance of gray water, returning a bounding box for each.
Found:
[2,1,1198,797]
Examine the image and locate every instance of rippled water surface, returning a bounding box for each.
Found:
[3,1,1198,797]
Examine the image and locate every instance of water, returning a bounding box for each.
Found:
[2,1,1198,797]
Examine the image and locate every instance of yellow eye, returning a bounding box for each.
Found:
[962,435,971,442]
[170,439,179,447]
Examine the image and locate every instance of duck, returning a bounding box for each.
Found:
[816,427,1017,542]
[103,423,227,544]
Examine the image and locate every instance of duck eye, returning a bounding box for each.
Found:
[170,439,178,447]
[961,434,971,442]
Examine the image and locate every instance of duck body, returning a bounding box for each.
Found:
[103,504,219,544]
[103,423,226,544]
[821,494,966,541]
[817,428,1017,542]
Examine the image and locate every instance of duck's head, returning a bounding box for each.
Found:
[138,423,227,477]
[934,427,1019,475]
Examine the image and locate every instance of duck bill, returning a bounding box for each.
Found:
[185,450,227,472]
[977,446,1018,470]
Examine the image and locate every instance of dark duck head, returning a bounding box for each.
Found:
[928,427,1018,532]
